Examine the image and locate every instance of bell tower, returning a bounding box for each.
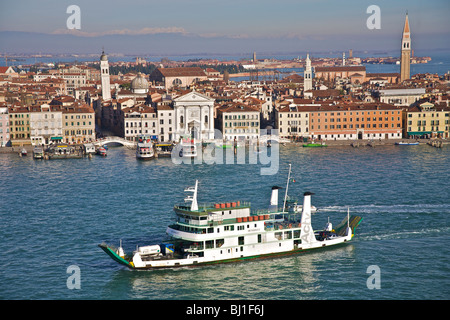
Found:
[400,12,411,82]
[100,49,111,100]
[304,53,313,92]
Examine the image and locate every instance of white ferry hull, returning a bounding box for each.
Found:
[100,232,353,270]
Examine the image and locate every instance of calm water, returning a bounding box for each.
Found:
[0,144,449,300]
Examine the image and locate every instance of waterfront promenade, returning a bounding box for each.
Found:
[1,138,447,155]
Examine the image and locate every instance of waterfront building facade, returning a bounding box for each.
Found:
[123,105,158,142]
[29,104,63,145]
[276,104,310,139]
[156,104,175,142]
[0,107,10,147]
[309,103,403,141]
[173,91,215,141]
[8,106,31,146]
[62,104,96,144]
[217,103,260,141]
[403,102,450,139]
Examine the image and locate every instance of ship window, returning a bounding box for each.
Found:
[238,236,244,245]
[216,239,224,248]
[258,234,262,243]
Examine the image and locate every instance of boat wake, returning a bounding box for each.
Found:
[319,203,450,215]
[357,226,450,242]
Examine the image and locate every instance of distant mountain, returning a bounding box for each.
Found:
[0,30,448,56]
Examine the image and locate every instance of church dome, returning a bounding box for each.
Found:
[100,50,108,61]
[131,72,149,94]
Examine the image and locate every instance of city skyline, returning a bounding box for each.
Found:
[1,0,449,55]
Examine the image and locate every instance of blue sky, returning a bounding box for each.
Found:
[0,0,449,54]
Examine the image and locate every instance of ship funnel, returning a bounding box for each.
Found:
[269,186,282,211]
[300,192,317,244]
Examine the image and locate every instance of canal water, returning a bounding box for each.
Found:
[0,143,449,300]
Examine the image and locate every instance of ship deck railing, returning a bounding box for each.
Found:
[174,201,251,213]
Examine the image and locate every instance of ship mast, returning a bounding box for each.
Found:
[184,180,198,211]
[282,164,291,212]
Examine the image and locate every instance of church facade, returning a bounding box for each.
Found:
[173,91,215,141]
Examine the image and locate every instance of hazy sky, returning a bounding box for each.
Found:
[1,0,449,54]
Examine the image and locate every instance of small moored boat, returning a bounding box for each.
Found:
[33,147,44,159]
[303,142,327,147]
[395,141,419,145]
[96,147,107,157]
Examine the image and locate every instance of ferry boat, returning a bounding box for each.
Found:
[99,167,362,270]
[136,136,155,160]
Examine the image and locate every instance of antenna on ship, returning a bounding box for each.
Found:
[184,180,198,211]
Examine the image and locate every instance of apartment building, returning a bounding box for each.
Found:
[217,103,260,141]
[29,104,63,145]
[122,105,158,142]
[8,106,31,146]
[62,104,96,144]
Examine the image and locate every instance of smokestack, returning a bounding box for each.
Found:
[269,186,282,210]
[300,192,317,244]
[302,191,313,216]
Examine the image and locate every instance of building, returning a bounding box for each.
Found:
[130,72,149,95]
[59,73,87,95]
[314,65,366,82]
[303,54,313,92]
[8,106,31,146]
[0,106,10,147]
[173,90,215,141]
[400,13,411,82]
[377,88,425,106]
[217,103,260,141]
[276,104,310,139]
[308,103,403,141]
[403,102,450,138]
[122,105,158,142]
[100,50,112,100]
[0,66,18,78]
[29,104,63,145]
[156,104,175,142]
[62,104,96,144]
[149,67,208,90]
